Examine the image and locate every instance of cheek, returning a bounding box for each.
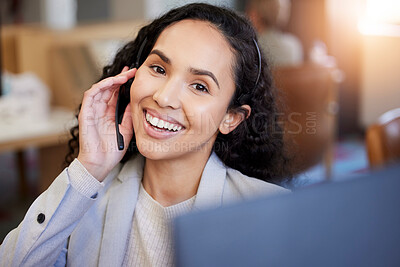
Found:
[130,82,142,105]
[185,100,228,134]
[130,71,153,104]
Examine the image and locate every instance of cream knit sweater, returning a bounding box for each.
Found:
[122,184,196,266]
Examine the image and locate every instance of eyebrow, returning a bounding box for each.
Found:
[149,49,171,64]
[149,49,220,89]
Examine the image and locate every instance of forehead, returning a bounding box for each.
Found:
[152,19,236,82]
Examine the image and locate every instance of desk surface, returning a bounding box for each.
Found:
[0,108,76,152]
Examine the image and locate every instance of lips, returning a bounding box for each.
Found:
[143,109,185,136]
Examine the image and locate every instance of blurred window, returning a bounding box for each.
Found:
[359,0,400,36]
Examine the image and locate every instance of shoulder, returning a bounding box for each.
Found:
[224,166,290,201]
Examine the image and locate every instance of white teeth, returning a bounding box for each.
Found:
[157,120,164,128]
[145,112,183,132]
[150,117,159,126]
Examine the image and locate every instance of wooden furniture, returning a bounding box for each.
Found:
[366,108,400,168]
[287,0,362,135]
[1,20,145,108]
[273,63,342,178]
[0,108,75,193]
[1,21,143,196]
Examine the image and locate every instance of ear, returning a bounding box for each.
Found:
[219,105,251,135]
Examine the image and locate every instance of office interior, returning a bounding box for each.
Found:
[0,0,399,248]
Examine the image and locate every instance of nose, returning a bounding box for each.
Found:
[152,78,182,109]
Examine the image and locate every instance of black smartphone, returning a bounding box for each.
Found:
[115,38,147,150]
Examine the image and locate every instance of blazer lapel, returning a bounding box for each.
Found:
[98,156,144,267]
[193,152,227,210]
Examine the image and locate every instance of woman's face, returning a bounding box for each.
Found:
[130,19,238,160]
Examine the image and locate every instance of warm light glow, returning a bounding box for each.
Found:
[365,0,400,24]
[358,20,400,37]
[358,0,400,36]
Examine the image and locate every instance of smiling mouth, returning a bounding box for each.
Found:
[145,111,184,132]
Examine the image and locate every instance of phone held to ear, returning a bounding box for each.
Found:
[115,38,147,150]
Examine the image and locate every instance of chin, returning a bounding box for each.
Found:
[134,130,218,161]
[136,139,176,160]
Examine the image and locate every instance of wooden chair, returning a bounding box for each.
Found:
[273,63,342,179]
[366,108,400,168]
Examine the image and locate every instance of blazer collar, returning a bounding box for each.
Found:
[193,152,227,211]
[116,154,145,183]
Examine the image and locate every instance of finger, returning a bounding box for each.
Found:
[92,68,136,97]
[120,103,134,147]
[103,89,119,117]
[82,69,137,110]
[86,68,136,98]
[106,85,125,112]
[121,66,129,73]
[107,87,119,106]
[114,68,137,81]
[121,103,133,131]
[106,68,137,107]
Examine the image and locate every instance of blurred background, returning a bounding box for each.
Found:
[1,0,399,240]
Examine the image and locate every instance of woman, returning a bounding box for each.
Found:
[0,3,291,266]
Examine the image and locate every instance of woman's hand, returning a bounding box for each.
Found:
[77,67,136,182]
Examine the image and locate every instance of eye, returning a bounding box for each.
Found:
[150,65,166,75]
[191,83,209,93]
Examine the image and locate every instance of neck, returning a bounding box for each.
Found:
[142,148,212,207]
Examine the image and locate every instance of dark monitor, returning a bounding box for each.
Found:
[174,165,400,267]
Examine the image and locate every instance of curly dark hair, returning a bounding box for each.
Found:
[65,3,292,185]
